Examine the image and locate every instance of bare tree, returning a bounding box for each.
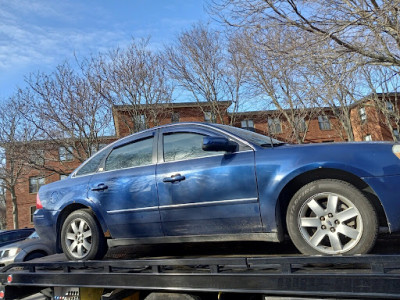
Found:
[0,98,37,229]
[18,61,112,174]
[166,24,248,124]
[0,182,6,229]
[303,56,367,141]
[211,0,400,67]
[234,29,316,143]
[88,38,174,134]
[362,66,400,140]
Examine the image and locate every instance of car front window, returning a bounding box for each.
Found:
[163,132,225,162]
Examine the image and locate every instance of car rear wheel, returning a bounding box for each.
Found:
[286,179,378,255]
[61,209,107,260]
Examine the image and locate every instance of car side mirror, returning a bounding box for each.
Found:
[202,136,238,153]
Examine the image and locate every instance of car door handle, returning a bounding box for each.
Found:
[91,184,108,191]
[163,174,186,183]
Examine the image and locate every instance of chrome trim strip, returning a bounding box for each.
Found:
[107,232,281,247]
[107,197,258,214]
[107,206,159,214]
[159,197,258,210]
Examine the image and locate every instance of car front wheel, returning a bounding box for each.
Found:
[286,179,378,255]
[61,209,107,260]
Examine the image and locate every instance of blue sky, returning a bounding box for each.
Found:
[0,0,210,99]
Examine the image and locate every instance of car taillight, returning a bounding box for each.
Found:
[36,193,43,209]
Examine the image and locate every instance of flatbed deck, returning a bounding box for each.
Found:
[1,254,400,299]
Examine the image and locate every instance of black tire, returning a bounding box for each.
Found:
[61,209,108,260]
[24,252,46,262]
[286,179,378,255]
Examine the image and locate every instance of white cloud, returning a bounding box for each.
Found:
[0,0,209,98]
[0,1,132,79]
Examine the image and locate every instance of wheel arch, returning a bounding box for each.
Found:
[23,250,48,261]
[56,203,109,252]
[276,168,388,235]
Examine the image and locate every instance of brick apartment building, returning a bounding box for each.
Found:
[5,96,400,229]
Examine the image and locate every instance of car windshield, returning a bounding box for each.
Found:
[214,124,285,147]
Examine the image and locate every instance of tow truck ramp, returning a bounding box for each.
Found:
[0,255,399,299]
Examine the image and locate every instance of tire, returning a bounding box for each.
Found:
[286,179,378,255]
[61,209,108,260]
[24,252,46,261]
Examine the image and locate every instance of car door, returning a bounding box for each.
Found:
[156,125,263,236]
[87,131,162,239]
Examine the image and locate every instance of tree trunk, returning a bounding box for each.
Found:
[11,188,18,229]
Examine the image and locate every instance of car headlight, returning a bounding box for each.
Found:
[393,144,400,159]
[0,247,21,258]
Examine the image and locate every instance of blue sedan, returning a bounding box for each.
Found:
[34,123,400,260]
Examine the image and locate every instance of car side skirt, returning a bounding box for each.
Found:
[107,232,281,247]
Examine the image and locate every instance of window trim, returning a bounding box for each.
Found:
[267,117,282,134]
[359,107,367,123]
[74,124,256,177]
[318,115,331,131]
[29,176,45,194]
[59,146,74,162]
[30,205,36,223]
[73,132,156,178]
[158,126,252,164]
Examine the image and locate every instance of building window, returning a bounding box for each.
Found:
[171,112,180,123]
[29,177,45,194]
[318,115,331,130]
[394,129,400,141]
[59,146,73,161]
[364,134,372,141]
[30,206,36,223]
[268,118,282,134]
[386,101,394,111]
[133,114,147,131]
[241,120,255,131]
[359,107,367,123]
[294,117,307,132]
[204,111,216,123]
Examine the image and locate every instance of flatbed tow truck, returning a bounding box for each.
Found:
[0,252,400,300]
